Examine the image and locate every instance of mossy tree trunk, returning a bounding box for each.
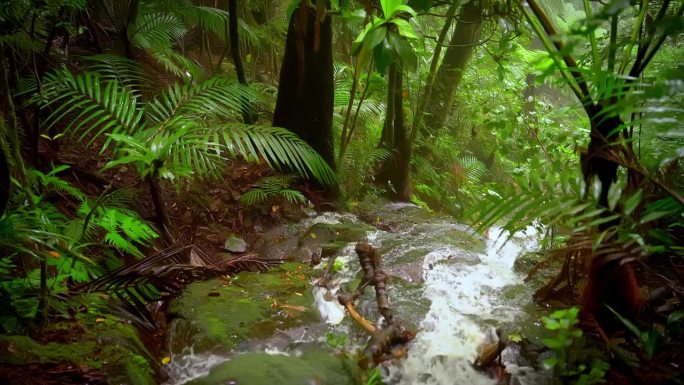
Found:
[422,1,483,137]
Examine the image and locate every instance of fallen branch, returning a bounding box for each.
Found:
[337,242,414,365]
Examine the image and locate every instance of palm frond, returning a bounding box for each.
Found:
[457,155,487,184]
[147,77,257,125]
[77,245,278,329]
[80,54,153,96]
[180,5,229,38]
[240,176,307,205]
[129,12,186,51]
[28,165,87,202]
[219,124,337,186]
[40,68,144,149]
[150,49,207,80]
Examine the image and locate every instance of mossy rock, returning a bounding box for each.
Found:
[0,321,156,385]
[187,349,355,385]
[166,262,320,354]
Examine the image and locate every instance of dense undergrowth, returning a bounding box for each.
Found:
[1,0,683,384]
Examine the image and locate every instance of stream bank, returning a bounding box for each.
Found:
[164,202,551,385]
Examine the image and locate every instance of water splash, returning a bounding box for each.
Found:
[163,346,229,385]
[386,226,539,384]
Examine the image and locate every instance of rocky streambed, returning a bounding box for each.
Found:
[163,203,551,385]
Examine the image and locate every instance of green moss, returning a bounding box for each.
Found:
[0,335,95,365]
[167,262,320,352]
[0,321,156,385]
[188,350,354,385]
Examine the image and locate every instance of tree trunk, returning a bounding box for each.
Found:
[272,1,335,171]
[228,0,255,124]
[377,62,411,201]
[145,172,172,244]
[423,1,483,136]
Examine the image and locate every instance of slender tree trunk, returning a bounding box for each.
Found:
[273,1,336,179]
[145,171,172,244]
[228,0,255,124]
[377,62,411,201]
[412,0,458,136]
[423,1,483,136]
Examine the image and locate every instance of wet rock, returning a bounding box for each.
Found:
[166,263,320,355]
[386,261,424,284]
[253,220,372,264]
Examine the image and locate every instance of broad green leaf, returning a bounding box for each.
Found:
[391,18,419,39]
[373,38,393,75]
[380,0,402,17]
[389,32,417,72]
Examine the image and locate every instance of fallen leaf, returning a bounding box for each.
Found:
[280,304,307,312]
[49,251,60,258]
[309,232,317,239]
[95,317,106,323]
[293,292,303,296]
[161,357,171,365]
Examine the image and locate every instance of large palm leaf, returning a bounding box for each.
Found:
[40,68,336,186]
[40,69,144,150]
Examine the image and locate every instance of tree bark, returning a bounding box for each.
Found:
[377,62,411,201]
[272,1,336,172]
[228,0,256,124]
[423,1,483,136]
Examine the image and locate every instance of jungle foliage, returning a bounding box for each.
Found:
[0,0,682,383]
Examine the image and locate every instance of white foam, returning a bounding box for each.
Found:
[163,346,229,385]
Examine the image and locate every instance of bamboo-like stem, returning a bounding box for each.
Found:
[583,0,601,73]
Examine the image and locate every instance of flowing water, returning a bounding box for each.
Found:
[165,203,549,385]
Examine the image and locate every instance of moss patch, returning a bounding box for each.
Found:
[0,320,156,385]
[167,262,320,353]
[188,349,354,385]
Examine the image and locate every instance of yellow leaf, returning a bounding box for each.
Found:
[309,232,317,239]
[48,251,60,258]
[272,205,279,213]
[95,317,106,323]
[161,357,171,365]
[294,292,303,296]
